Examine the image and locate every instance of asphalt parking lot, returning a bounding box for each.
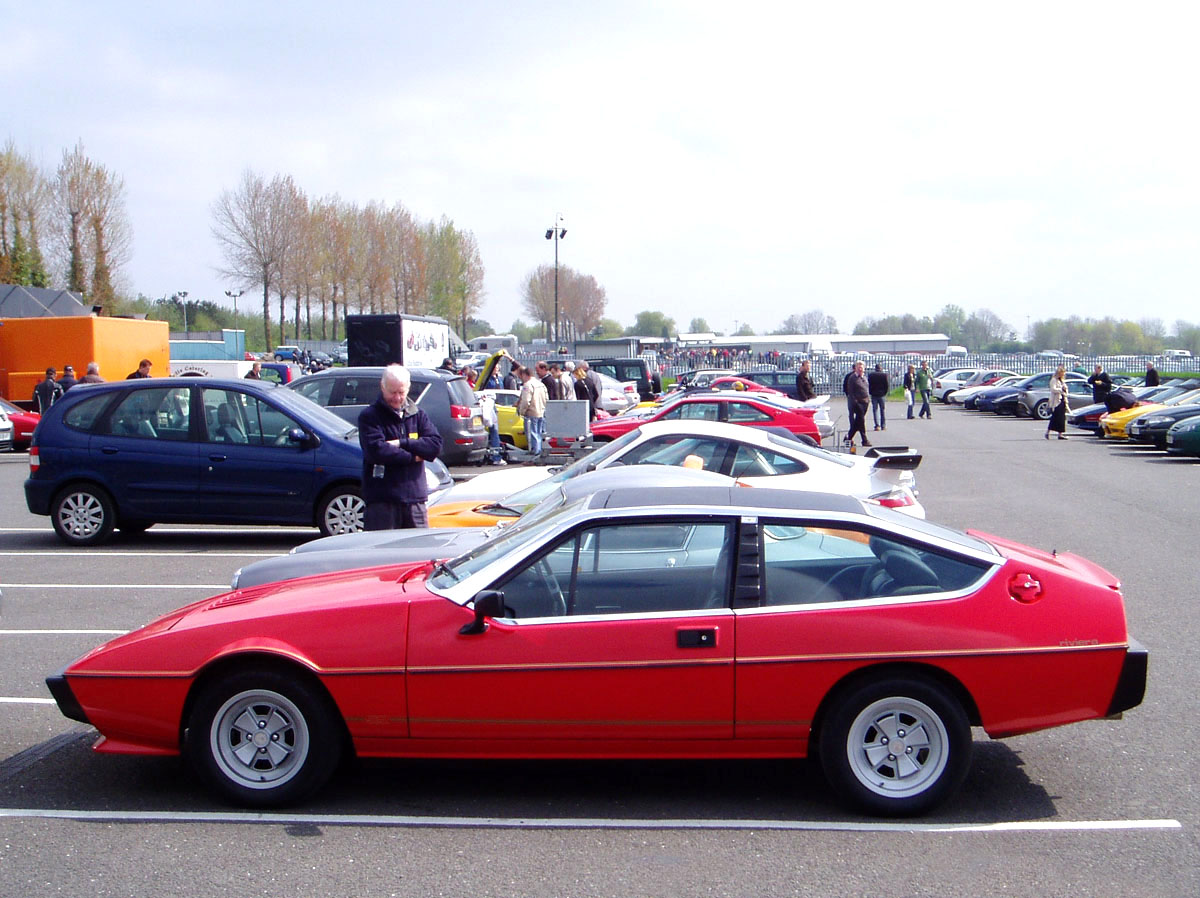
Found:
[1,406,1197,897]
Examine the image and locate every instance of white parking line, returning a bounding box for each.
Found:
[1,584,228,590]
[0,527,311,534]
[0,630,127,635]
[0,551,280,557]
[0,808,1182,832]
[0,698,56,705]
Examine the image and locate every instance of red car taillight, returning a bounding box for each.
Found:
[869,488,915,509]
[450,405,471,419]
[29,446,39,471]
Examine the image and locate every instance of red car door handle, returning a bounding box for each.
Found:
[677,628,717,648]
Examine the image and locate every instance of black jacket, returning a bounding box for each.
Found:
[867,370,889,398]
[846,373,870,407]
[796,370,816,401]
[1087,371,1113,403]
[357,397,443,504]
[32,379,63,414]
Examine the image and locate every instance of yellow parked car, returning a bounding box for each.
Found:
[1100,386,1200,439]
[478,388,526,449]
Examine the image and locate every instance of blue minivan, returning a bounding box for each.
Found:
[25,378,371,546]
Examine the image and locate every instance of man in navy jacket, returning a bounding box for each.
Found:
[357,365,444,530]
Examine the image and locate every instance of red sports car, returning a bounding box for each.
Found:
[592,393,821,444]
[0,397,39,450]
[707,376,784,394]
[47,487,1145,816]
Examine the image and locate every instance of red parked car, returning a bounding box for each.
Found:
[592,393,821,444]
[47,487,1145,816]
[0,397,40,450]
[707,376,785,394]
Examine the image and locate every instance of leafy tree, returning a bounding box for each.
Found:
[593,317,624,338]
[733,322,756,336]
[626,310,675,338]
[688,317,711,333]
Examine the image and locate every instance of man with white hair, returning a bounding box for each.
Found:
[357,364,444,530]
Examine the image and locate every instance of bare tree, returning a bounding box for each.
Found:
[50,142,132,299]
[212,170,304,347]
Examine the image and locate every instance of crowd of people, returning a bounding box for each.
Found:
[31,362,110,413]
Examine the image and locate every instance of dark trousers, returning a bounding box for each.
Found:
[848,401,869,444]
[871,396,886,428]
[364,501,429,531]
[919,389,932,418]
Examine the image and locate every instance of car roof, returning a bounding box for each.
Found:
[291,366,463,383]
[594,485,864,515]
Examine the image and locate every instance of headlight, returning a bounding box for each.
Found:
[1143,416,1169,426]
[1174,418,1200,433]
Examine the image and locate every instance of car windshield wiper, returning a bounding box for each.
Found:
[430,561,460,583]
[479,503,523,517]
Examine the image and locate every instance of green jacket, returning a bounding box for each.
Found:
[915,368,932,391]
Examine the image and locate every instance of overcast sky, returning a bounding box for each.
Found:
[7,1,1199,337]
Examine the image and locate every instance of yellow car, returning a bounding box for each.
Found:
[478,388,526,449]
[427,499,518,528]
[1100,387,1200,439]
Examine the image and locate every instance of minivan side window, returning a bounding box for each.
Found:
[62,394,113,432]
[99,387,192,441]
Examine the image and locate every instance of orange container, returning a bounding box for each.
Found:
[0,317,170,406]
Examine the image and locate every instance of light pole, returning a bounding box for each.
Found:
[225,289,244,322]
[174,291,189,336]
[544,215,566,344]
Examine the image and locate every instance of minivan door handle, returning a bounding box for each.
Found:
[100,446,119,455]
[208,454,228,462]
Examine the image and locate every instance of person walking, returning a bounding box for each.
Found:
[1145,362,1160,387]
[915,361,933,418]
[795,359,816,401]
[244,361,263,379]
[845,360,871,448]
[868,363,889,431]
[357,364,444,530]
[57,365,78,393]
[903,364,917,418]
[1045,366,1071,440]
[33,368,64,414]
[79,362,105,384]
[517,364,548,455]
[1087,364,1112,405]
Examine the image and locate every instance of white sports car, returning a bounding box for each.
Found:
[432,419,923,518]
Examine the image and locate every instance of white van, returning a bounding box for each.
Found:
[946,345,968,356]
[1163,349,1192,359]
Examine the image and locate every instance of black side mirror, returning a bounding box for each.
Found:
[460,590,505,635]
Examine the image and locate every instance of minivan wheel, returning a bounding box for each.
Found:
[51,485,116,546]
[317,486,364,536]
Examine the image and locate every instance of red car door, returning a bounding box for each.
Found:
[405,519,737,745]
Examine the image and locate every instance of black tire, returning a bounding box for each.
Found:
[1033,399,1050,421]
[818,675,971,817]
[941,391,954,404]
[51,484,116,546]
[186,667,343,807]
[118,519,153,536]
[317,484,364,536]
